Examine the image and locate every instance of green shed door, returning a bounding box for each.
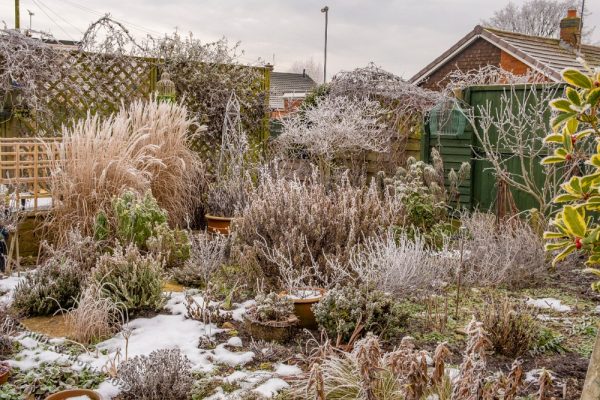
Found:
[472,152,547,212]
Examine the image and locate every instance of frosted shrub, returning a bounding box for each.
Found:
[93,244,165,315]
[344,230,451,296]
[313,286,407,342]
[118,348,193,400]
[278,96,392,162]
[172,232,228,287]
[12,257,86,316]
[235,170,401,286]
[460,212,547,288]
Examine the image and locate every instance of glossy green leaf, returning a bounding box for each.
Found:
[563,68,593,89]
[562,205,586,237]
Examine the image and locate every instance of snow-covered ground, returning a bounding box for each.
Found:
[4,289,300,399]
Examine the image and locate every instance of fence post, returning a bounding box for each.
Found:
[582,330,600,400]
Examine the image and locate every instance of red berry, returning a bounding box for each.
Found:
[571,135,577,145]
[595,81,600,87]
[575,237,582,249]
[565,154,573,161]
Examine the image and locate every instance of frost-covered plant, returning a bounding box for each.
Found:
[207,91,254,217]
[388,150,469,245]
[460,212,547,288]
[475,296,540,357]
[65,283,127,345]
[236,169,401,286]
[12,257,86,316]
[278,96,392,165]
[146,223,191,268]
[343,230,452,296]
[172,232,228,287]
[118,348,193,400]
[206,173,253,217]
[93,244,164,314]
[289,320,532,400]
[40,229,101,272]
[48,99,205,241]
[94,190,167,247]
[1,363,105,398]
[153,32,267,141]
[184,291,231,326]
[249,292,294,323]
[313,286,407,343]
[0,335,14,359]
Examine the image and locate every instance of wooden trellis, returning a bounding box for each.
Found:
[2,52,157,137]
[0,137,61,212]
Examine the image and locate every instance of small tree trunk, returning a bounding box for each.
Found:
[582,329,600,400]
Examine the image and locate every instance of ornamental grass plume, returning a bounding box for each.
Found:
[47,99,206,242]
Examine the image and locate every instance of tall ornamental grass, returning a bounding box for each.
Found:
[47,99,205,241]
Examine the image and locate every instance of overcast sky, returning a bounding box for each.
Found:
[1,0,599,81]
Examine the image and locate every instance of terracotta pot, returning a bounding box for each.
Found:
[205,214,233,235]
[0,366,9,385]
[280,288,326,329]
[45,389,101,400]
[243,313,298,343]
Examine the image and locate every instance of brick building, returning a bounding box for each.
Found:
[269,71,317,119]
[410,9,600,90]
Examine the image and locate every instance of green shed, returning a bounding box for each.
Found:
[422,83,565,213]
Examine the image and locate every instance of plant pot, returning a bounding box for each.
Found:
[243,313,299,343]
[280,288,326,329]
[0,365,9,385]
[45,389,101,400]
[205,214,233,235]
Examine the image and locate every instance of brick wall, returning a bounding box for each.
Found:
[421,38,501,90]
[499,51,529,75]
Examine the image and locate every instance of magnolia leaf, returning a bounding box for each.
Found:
[583,268,600,277]
[590,154,600,168]
[565,118,579,135]
[545,241,571,251]
[549,99,572,113]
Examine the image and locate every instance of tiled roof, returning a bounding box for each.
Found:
[410,25,600,84]
[269,72,317,109]
[485,27,600,77]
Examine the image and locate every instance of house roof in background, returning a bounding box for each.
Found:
[410,25,600,85]
[270,72,317,109]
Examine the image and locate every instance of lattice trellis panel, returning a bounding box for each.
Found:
[23,52,156,135]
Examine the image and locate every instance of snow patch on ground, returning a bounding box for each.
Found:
[5,289,289,399]
[275,363,302,377]
[227,336,243,348]
[9,348,70,371]
[253,378,289,397]
[0,274,25,305]
[526,297,572,313]
[525,369,554,383]
[211,344,254,367]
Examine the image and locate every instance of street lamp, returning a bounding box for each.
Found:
[321,6,329,83]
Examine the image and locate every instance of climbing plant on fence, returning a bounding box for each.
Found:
[0,17,269,168]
